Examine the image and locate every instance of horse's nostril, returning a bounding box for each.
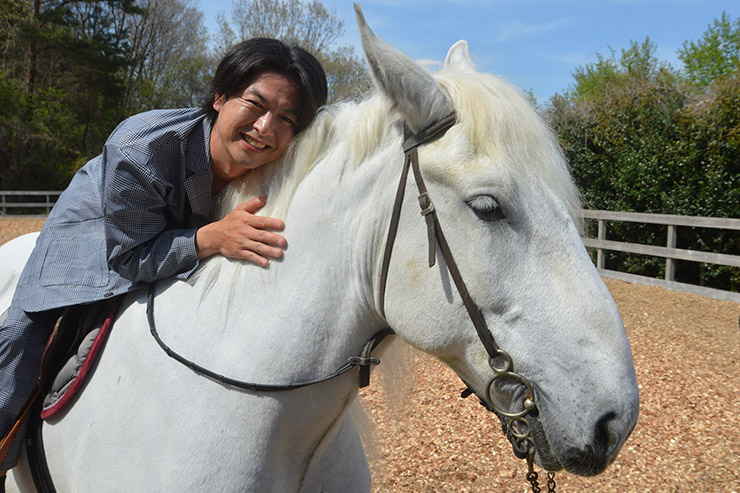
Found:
[594,411,618,458]
[562,411,621,476]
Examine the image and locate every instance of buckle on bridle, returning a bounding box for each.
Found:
[350,356,381,388]
[348,356,381,367]
[418,192,435,216]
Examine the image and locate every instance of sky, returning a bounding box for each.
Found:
[200,0,740,104]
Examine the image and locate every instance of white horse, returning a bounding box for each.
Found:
[0,233,38,312]
[4,7,639,492]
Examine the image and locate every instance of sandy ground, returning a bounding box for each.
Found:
[1,217,739,492]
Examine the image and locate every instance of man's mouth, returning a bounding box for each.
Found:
[242,133,268,150]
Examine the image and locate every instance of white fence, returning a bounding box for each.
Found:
[1,192,738,302]
[581,210,740,303]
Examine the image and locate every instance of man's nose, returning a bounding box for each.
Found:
[253,112,275,136]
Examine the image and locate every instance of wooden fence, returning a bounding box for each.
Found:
[1,192,738,302]
[0,191,61,215]
[582,210,740,303]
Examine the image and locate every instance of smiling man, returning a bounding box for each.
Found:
[197,70,307,265]
[0,38,327,480]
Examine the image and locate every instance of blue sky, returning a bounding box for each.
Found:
[201,0,740,103]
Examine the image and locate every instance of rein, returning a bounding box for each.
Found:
[378,112,555,492]
[146,112,555,491]
[146,283,392,391]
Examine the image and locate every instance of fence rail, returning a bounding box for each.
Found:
[0,191,61,215]
[1,192,738,303]
[581,210,740,303]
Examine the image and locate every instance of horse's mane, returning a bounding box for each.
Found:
[211,96,394,222]
[213,68,581,228]
[196,65,582,287]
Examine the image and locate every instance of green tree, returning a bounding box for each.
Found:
[0,0,140,190]
[550,38,683,212]
[0,0,27,78]
[0,0,216,191]
[679,12,740,87]
[547,38,686,279]
[669,72,740,288]
[547,20,740,291]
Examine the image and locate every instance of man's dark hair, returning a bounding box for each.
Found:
[202,38,328,133]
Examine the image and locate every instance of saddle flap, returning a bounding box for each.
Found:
[39,297,122,419]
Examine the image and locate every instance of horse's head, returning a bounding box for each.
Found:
[355,6,639,476]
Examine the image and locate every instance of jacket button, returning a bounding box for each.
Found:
[103,292,114,298]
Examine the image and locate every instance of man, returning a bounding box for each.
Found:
[0,37,327,479]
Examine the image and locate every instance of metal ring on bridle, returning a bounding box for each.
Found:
[485,352,539,461]
[486,351,538,419]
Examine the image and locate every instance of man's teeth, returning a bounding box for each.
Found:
[244,135,267,149]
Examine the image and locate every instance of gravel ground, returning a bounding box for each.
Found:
[362,274,740,492]
[2,217,739,492]
[0,217,45,246]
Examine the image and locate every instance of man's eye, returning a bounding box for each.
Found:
[280,115,297,126]
[240,97,261,108]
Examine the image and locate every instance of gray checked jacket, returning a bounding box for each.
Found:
[13,108,215,312]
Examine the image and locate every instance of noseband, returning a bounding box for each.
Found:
[379,113,555,491]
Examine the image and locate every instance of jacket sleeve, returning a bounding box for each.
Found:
[102,137,202,283]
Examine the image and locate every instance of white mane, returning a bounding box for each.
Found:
[197,66,582,287]
[212,96,395,222]
[215,68,580,226]
[433,68,582,227]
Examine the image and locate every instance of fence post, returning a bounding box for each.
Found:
[597,219,606,269]
[665,224,676,282]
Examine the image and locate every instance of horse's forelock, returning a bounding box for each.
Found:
[435,71,583,230]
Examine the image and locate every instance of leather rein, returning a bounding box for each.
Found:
[146,283,391,390]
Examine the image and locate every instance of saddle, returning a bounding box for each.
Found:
[0,297,122,492]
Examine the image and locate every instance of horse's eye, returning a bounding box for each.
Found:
[467,195,503,221]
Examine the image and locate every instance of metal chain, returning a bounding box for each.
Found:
[526,466,542,492]
[526,455,556,492]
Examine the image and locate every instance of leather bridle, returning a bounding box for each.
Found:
[147,110,555,490]
[378,113,497,355]
[379,113,555,490]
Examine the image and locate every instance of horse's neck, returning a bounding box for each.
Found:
[156,136,400,385]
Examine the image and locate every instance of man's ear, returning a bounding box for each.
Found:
[213,94,225,113]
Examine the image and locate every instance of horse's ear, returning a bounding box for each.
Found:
[444,40,476,73]
[354,4,453,133]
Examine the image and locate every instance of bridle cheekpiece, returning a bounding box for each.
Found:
[378,112,556,492]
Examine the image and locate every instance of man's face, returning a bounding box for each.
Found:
[210,71,302,188]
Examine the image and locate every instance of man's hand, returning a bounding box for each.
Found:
[195,196,286,266]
